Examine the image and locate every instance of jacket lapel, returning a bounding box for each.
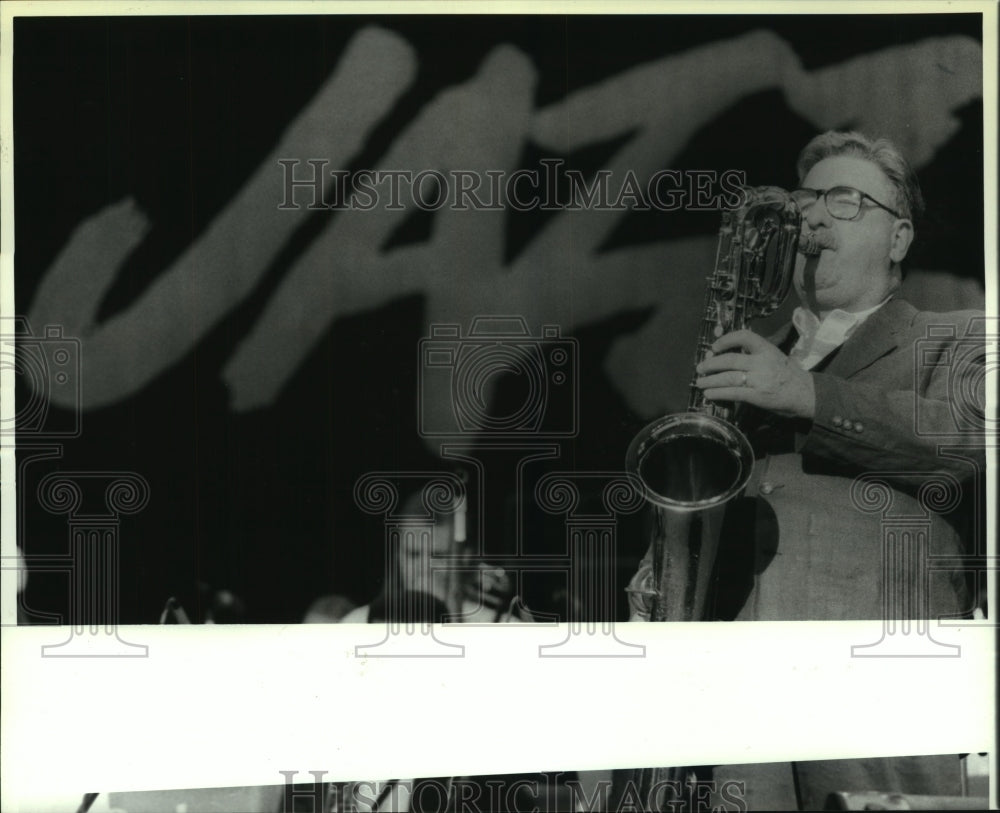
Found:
[820,298,916,379]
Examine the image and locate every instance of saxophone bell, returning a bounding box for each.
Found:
[626,412,754,622]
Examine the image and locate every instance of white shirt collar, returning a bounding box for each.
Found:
[790,297,892,370]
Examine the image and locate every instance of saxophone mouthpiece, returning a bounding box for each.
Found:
[798,231,832,256]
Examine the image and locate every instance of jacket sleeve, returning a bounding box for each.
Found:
[800,331,986,481]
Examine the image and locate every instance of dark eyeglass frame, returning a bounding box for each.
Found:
[792,186,903,220]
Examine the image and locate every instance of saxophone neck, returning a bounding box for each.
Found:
[683,185,801,422]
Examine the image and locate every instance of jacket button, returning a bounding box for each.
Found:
[831,415,843,426]
[760,481,775,495]
[842,419,854,431]
[853,422,864,433]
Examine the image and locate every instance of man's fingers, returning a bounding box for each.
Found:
[703,386,756,404]
[695,371,748,389]
[696,352,752,375]
[710,329,768,354]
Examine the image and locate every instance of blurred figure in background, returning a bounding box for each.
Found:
[320,486,526,625]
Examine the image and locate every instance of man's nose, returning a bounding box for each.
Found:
[803,198,832,229]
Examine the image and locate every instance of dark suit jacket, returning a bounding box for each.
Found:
[728,297,984,620]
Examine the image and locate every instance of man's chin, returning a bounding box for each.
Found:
[793,280,841,313]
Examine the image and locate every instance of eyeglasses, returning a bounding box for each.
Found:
[791,186,902,221]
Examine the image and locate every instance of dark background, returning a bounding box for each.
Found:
[13,14,986,624]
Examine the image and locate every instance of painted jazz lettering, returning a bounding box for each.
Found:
[27,27,982,434]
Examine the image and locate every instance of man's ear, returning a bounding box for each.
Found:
[889,219,914,264]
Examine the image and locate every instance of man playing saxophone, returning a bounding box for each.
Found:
[628,129,985,625]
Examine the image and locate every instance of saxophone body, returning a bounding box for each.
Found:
[626,186,800,623]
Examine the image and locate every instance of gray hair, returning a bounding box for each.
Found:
[796,131,924,222]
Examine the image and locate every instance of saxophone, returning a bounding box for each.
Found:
[625,186,800,623]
